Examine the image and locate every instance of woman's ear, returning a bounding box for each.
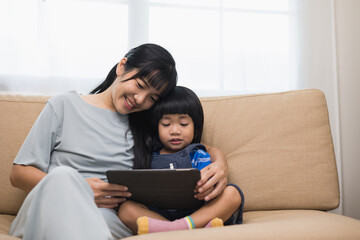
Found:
[116,58,128,76]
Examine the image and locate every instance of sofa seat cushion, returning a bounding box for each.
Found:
[0,234,19,240]
[0,215,16,237]
[0,233,20,240]
[124,210,360,240]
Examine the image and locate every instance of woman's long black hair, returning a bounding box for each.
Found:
[91,43,177,169]
[149,86,204,151]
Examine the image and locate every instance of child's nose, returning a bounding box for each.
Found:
[170,126,180,135]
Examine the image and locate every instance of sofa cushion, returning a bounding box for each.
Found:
[2,210,360,240]
[123,210,360,240]
[200,89,339,211]
[0,95,49,215]
[0,234,19,240]
[0,215,16,237]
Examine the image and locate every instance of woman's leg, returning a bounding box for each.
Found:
[99,208,133,239]
[9,166,114,240]
[190,185,242,228]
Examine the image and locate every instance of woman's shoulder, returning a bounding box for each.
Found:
[45,91,82,115]
[48,90,78,102]
[47,91,80,107]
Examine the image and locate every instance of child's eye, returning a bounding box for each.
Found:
[150,96,158,102]
[161,123,170,127]
[180,123,189,127]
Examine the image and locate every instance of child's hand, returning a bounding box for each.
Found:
[86,177,131,208]
[195,161,228,201]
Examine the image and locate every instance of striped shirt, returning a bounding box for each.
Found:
[190,148,211,170]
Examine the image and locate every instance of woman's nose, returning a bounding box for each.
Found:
[134,92,147,105]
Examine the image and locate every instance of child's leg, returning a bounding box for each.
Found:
[137,216,198,234]
[190,185,242,228]
[137,185,242,234]
[118,200,168,234]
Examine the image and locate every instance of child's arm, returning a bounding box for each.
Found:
[196,144,228,201]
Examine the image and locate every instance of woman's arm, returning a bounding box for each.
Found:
[10,164,130,209]
[10,164,47,193]
[196,144,228,201]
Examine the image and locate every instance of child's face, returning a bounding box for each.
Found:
[158,114,195,154]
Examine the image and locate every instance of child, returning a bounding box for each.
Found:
[118,86,244,235]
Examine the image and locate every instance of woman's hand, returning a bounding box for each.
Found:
[86,177,131,209]
[194,160,228,201]
[194,144,228,201]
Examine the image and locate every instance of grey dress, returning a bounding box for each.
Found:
[9,91,135,240]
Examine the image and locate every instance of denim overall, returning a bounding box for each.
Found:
[150,143,245,225]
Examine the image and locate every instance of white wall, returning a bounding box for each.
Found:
[335,0,360,220]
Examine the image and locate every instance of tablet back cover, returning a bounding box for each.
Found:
[106,169,203,210]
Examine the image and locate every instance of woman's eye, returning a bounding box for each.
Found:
[150,96,157,102]
[137,82,144,89]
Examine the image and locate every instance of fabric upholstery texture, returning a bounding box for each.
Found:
[200,89,339,211]
[125,210,360,240]
[0,95,48,215]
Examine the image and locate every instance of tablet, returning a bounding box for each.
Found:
[106,169,204,210]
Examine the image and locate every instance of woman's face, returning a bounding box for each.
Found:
[110,59,165,114]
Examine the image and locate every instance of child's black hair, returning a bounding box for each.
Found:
[150,86,204,150]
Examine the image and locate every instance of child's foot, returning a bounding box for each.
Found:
[137,216,195,235]
[205,218,224,228]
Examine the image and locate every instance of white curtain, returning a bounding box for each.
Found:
[295,0,342,214]
[0,0,342,213]
[0,0,129,94]
[0,0,296,95]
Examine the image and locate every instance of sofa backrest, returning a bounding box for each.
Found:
[0,89,339,215]
[0,94,49,215]
[201,89,339,211]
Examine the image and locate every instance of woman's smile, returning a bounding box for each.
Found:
[124,96,135,110]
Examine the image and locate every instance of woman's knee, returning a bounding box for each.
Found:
[48,166,78,178]
[42,166,89,193]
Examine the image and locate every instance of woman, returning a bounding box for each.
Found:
[9,43,228,240]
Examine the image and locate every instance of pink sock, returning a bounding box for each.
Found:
[137,216,195,234]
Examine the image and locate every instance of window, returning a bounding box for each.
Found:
[0,0,295,96]
[148,0,295,95]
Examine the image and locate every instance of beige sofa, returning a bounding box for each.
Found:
[1,89,360,240]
